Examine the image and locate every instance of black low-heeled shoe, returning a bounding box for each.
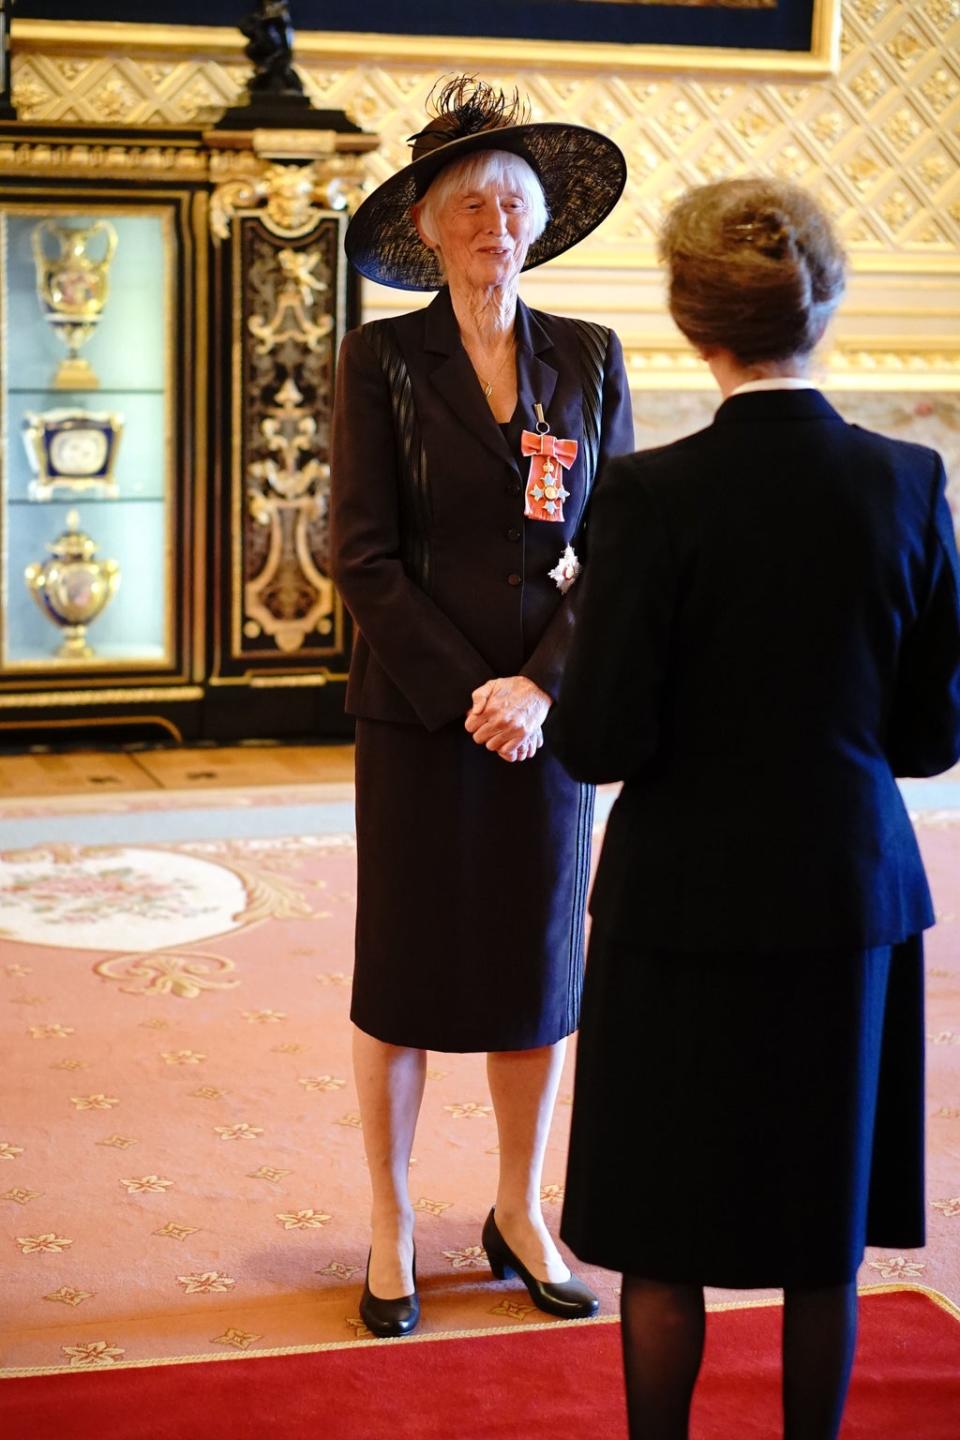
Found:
[482,1208,599,1319]
[359,1249,420,1337]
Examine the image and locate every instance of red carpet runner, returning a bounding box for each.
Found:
[2,1286,958,1440]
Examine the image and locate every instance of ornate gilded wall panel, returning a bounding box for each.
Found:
[11,2,960,268]
[236,213,344,661]
[207,144,365,698]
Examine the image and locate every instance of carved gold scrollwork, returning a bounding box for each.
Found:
[210,155,369,240]
[249,378,328,498]
[244,385,334,653]
[262,160,321,234]
[248,248,332,354]
[210,175,264,241]
[243,231,337,655]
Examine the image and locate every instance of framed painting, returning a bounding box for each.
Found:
[15,1,842,79]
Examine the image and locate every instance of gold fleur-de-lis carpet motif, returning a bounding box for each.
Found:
[0,774,958,1376]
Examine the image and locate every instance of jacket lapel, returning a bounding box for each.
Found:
[425,289,514,468]
[515,301,558,435]
[424,291,562,476]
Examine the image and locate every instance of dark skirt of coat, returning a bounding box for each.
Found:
[350,717,595,1052]
[560,930,925,1289]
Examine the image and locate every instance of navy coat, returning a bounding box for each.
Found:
[549,388,960,952]
[330,287,635,730]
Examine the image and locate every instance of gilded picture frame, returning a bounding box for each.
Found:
[15,0,842,80]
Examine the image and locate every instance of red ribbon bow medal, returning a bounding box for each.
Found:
[521,404,578,522]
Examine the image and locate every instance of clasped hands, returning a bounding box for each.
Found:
[464,676,552,763]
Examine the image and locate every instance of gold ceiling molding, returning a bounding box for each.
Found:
[13,9,842,79]
[826,337,960,384]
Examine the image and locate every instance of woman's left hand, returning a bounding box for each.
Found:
[465,677,552,761]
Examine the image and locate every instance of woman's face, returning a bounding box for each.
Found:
[415,179,535,290]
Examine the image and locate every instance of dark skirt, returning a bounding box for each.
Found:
[351,717,595,1052]
[560,931,925,1289]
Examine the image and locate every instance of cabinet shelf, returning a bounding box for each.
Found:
[8,495,165,506]
[8,387,166,397]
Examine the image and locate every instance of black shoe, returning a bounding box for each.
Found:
[359,1248,420,1337]
[482,1208,599,1319]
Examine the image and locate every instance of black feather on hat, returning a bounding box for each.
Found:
[345,76,627,292]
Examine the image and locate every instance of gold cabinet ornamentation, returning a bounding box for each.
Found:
[205,131,374,732]
[0,116,376,742]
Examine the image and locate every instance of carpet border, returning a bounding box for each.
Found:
[2,1282,956,1381]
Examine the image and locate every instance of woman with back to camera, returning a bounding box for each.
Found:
[330,76,634,1337]
[548,176,960,1439]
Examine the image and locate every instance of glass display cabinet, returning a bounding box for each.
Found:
[5,205,177,670]
[0,125,205,742]
[0,118,372,743]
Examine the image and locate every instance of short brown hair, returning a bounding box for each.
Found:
[659,178,846,365]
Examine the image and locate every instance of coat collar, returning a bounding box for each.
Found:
[713,388,845,425]
[423,288,559,470]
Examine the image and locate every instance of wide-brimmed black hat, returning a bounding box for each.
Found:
[345,77,627,291]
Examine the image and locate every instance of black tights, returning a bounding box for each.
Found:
[619,1275,858,1440]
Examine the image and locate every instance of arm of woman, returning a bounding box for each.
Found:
[330,327,495,732]
[887,456,960,777]
[545,456,676,785]
[521,327,636,703]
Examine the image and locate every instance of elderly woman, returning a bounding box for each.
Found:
[549,176,960,1438]
[330,77,634,1337]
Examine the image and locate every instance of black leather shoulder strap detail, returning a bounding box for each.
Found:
[362,319,432,594]
[568,319,608,493]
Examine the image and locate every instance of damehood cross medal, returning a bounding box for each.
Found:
[521,404,577,523]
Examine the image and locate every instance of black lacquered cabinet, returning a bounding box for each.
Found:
[0,120,374,743]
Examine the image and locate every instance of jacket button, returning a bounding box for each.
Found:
[507,572,522,587]
[506,481,522,497]
[506,527,521,542]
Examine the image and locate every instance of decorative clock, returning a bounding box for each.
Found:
[21,408,124,501]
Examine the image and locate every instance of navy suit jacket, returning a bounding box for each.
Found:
[549,388,960,951]
[330,288,634,732]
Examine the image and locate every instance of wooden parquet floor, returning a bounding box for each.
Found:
[0,744,356,798]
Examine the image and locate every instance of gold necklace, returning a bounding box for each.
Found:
[476,342,515,400]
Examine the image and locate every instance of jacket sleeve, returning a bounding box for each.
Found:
[521,327,636,701]
[545,455,676,784]
[887,455,960,777]
[330,327,495,732]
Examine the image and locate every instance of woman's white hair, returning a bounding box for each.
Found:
[416,149,550,248]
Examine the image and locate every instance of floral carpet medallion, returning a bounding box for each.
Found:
[0,845,249,951]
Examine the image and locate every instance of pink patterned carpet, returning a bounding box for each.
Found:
[0,791,957,1377]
